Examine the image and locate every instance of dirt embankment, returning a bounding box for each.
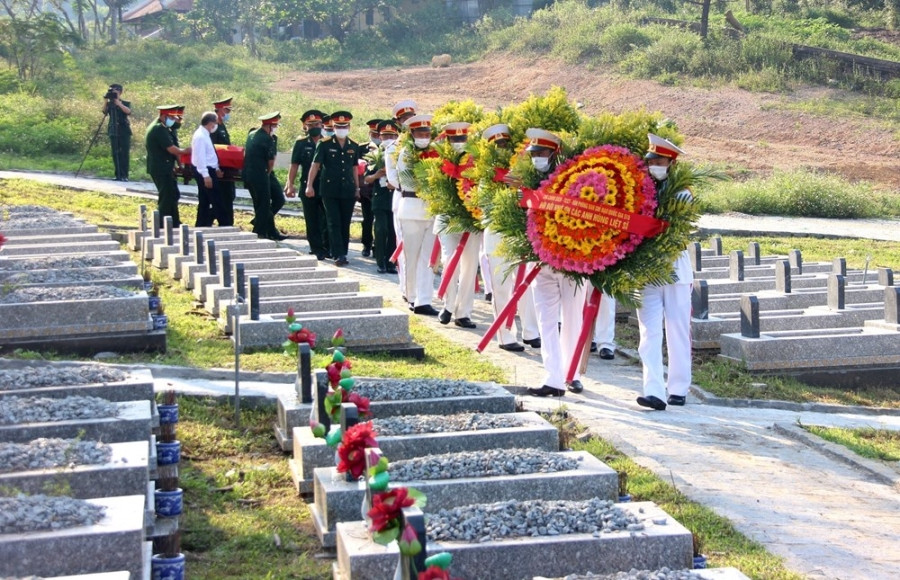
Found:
[275,54,899,191]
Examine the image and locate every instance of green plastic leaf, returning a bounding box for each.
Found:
[406,487,427,509]
[372,527,399,546]
[325,427,343,447]
[424,552,453,569]
[339,377,355,390]
[332,350,345,363]
[288,322,302,332]
[368,471,390,491]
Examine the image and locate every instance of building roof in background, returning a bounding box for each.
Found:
[123,0,193,23]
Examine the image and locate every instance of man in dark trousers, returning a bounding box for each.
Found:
[243,112,287,241]
[145,105,191,226]
[211,96,235,226]
[103,83,132,181]
[286,109,330,259]
[305,111,360,267]
[362,119,399,274]
[357,118,381,257]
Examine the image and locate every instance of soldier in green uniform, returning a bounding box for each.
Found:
[363,120,399,274]
[102,83,131,182]
[145,104,191,227]
[286,110,330,260]
[305,111,360,267]
[211,96,235,226]
[243,112,287,241]
[357,119,381,257]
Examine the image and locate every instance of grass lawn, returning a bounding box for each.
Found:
[802,425,900,462]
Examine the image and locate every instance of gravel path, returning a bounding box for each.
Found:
[0,494,106,534]
[0,438,112,473]
[389,448,579,481]
[0,364,127,390]
[0,396,118,425]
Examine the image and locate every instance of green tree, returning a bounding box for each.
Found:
[275,0,403,44]
[0,9,80,80]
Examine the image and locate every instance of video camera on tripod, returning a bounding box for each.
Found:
[104,87,119,100]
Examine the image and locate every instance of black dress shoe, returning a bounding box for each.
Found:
[413,305,439,316]
[499,342,525,352]
[590,341,597,353]
[599,348,615,360]
[524,337,541,349]
[386,267,398,274]
[454,317,476,329]
[667,395,686,406]
[377,267,387,273]
[335,257,349,266]
[362,247,371,257]
[636,396,667,411]
[438,309,452,324]
[527,385,565,398]
[566,380,584,394]
[484,292,492,303]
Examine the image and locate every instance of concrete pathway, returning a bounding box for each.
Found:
[5,170,899,579]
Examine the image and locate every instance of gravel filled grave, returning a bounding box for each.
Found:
[371,412,520,436]
[1,205,83,231]
[556,570,700,580]
[389,448,579,481]
[0,494,106,534]
[0,268,135,285]
[0,364,127,390]
[0,396,118,426]
[426,498,643,543]
[0,438,113,474]
[353,379,485,401]
[0,255,120,272]
[0,285,136,304]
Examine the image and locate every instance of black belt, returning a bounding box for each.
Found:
[401,190,418,198]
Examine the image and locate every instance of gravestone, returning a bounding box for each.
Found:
[828,274,845,310]
[194,231,204,265]
[789,249,802,274]
[163,217,173,247]
[709,236,723,256]
[747,242,761,266]
[206,240,217,276]
[833,257,847,276]
[729,251,744,282]
[152,211,160,239]
[234,263,246,299]
[179,224,190,256]
[249,276,260,320]
[879,268,894,287]
[740,295,760,338]
[689,242,702,272]
[775,260,791,294]
[886,287,900,324]
[692,280,708,320]
[220,250,232,288]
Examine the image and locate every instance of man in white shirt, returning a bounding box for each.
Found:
[191,111,224,227]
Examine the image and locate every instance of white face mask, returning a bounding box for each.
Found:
[334,128,349,139]
[649,165,669,180]
[451,142,466,152]
[323,130,334,138]
[209,124,218,134]
[270,126,278,136]
[222,113,230,123]
[414,138,431,149]
[381,138,394,148]
[532,157,550,172]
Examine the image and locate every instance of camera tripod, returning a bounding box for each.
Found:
[75,107,109,178]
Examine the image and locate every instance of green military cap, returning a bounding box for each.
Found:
[331,111,353,126]
[156,104,179,114]
[258,111,281,125]
[213,96,233,108]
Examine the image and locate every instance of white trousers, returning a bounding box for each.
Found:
[533,268,587,389]
[439,231,482,319]
[479,244,493,295]
[593,292,616,350]
[397,197,435,308]
[636,283,692,400]
[392,189,406,296]
[483,230,538,345]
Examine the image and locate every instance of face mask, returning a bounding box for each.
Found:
[307,127,322,137]
[323,130,334,138]
[414,138,430,149]
[270,126,278,136]
[209,124,218,134]
[380,138,394,149]
[532,157,550,172]
[164,118,175,128]
[451,142,466,152]
[371,137,381,146]
[649,165,668,180]
[222,113,231,123]
[334,128,349,139]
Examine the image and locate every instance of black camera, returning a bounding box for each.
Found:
[104,88,118,100]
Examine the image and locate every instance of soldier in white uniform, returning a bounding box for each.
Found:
[522,129,587,397]
[436,121,481,329]
[386,99,418,302]
[481,124,540,352]
[396,114,439,316]
[636,133,693,411]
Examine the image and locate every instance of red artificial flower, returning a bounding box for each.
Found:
[367,487,415,534]
[336,422,378,479]
[418,566,456,580]
[347,391,371,418]
[0,233,6,249]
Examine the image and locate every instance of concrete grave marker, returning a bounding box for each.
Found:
[689,242,702,272]
[163,216,173,246]
[729,250,744,282]
[152,210,160,238]
[833,257,847,276]
[828,274,845,310]
[740,295,760,338]
[220,250,232,288]
[180,224,190,256]
[886,287,900,324]
[709,236,723,256]
[234,263,245,299]
[249,276,260,320]
[789,249,802,274]
[879,267,894,287]
[775,260,791,294]
[194,231,204,265]
[692,280,708,320]
[747,241,761,265]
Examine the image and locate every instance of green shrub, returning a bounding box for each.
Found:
[598,22,653,64]
[700,169,892,219]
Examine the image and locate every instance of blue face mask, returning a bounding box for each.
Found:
[222,113,231,123]
[164,118,175,128]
